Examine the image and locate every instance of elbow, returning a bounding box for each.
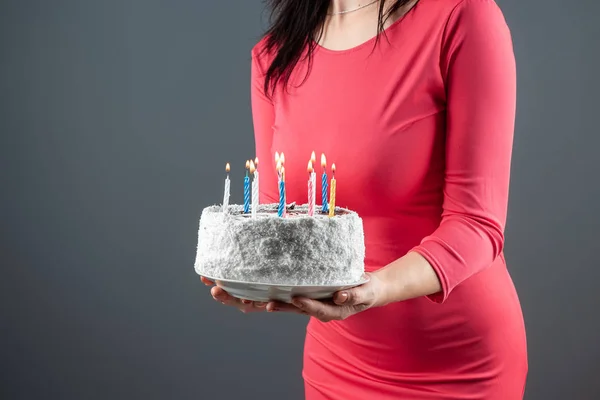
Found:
[417,212,506,263]
[458,213,505,259]
[413,213,506,304]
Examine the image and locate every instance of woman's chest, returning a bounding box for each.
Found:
[270,47,447,210]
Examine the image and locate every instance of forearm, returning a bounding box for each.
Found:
[373,251,442,306]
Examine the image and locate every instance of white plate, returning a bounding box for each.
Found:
[200,273,370,303]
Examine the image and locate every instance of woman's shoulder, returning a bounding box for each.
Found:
[416,0,510,47]
[423,0,504,11]
[250,35,274,69]
[251,35,268,56]
[417,0,507,24]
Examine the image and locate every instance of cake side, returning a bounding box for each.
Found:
[194,203,365,285]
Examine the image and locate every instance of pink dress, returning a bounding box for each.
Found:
[250,0,528,398]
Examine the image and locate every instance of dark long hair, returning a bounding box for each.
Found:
[261,0,413,99]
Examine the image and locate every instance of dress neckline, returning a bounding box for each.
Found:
[313,0,421,55]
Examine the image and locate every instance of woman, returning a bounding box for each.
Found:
[202,0,528,398]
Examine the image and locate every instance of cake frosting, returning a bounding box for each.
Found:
[194,203,365,285]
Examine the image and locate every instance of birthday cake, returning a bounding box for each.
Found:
[194,203,365,285]
[193,153,365,286]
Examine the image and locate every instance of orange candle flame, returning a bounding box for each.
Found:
[321,153,327,169]
[249,160,256,174]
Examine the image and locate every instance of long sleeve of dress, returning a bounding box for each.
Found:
[411,0,517,303]
[250,47,279,204]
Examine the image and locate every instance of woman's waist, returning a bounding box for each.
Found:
[307,257,526,373]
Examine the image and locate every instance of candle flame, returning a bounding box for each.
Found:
[225,162,230,172]
[275,152,280,163]
[280,152,285,164]
[281,166,285,181]
[307,160,314,174]
[332,163,336,174]
[245,160,250,169]
[321,153,327,168]
[311,151,316,163]
[255,157,259,167]
[249,160,256,174]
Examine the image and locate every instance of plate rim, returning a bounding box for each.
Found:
[198,272,370,289]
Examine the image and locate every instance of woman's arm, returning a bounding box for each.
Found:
[377,0,517,305]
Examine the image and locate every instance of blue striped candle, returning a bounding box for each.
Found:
[278,166,286,217]
[321,153,328,213]
[278,179,285,217]
[243,160,250,213]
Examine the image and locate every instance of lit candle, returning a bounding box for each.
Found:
[275,152,281,183]
[307,160,315,216]
[278,165,286,218]
[310,151,317,214]
[321,153,329,213]
[254,157,260,209]
[250,159,258,217]
[282,166,287,217]
[280,152,286,185]
[328,164,337,217]
[244,160,250,214]
[222,162,230,214]
[276,159,282,184]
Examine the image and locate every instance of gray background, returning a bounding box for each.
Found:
[1,0,598,399]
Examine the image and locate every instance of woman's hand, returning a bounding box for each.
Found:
[200,276,306,314]
[201,251,441,319]
[201,272,387,320]
[201,276,268,313]
[266,272,386,322]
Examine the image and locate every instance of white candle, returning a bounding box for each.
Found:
[255,157,260,204]
[310,151,317,214]
[307,161,315,216]
[311,171,316,212]
[223,163,230,213]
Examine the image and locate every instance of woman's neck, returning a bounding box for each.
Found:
[329,0,381,15]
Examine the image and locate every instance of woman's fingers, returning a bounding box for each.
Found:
[211,286,237,305]
[266,301,306,314]
[200,276,214,286]
[210,286,269,312]
[205,281,304,314]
